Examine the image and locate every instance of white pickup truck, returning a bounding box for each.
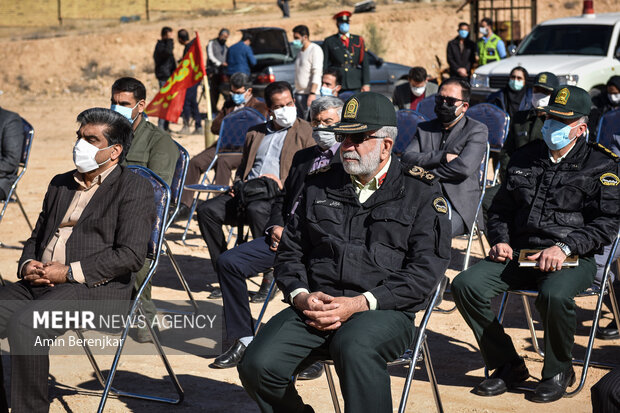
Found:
[471,12,620,102]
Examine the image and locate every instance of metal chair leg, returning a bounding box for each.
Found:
[181,194,201,246]
[253,279,277,335]
[521,295,544,357]
[422,340,444,413]
[95,304,184,412]
[162,240,199,314]
[324,363,342,413]
[14,192,33,231]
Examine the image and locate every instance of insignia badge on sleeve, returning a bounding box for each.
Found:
[433,197,448,214]
[600,172,620,186]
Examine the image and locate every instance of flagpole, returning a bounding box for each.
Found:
[203,76,216,148]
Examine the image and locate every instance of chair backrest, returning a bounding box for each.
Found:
[597,108,620,149]
[415,95,437,121]
[166,142,189,228]
[127,166,170,261]
[466,103,510,152]
[217,107,266,153]
[338,91,355,103]
[393,109,427,156]
[21,118,34,167]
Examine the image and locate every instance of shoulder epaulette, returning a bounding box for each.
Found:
[590,142,619,162]
[405,165,437,185]
[308,165,331,176]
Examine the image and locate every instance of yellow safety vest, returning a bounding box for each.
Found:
[477,34,501,65]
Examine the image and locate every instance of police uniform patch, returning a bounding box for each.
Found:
[539,73,547,84]
[555,88,570,105]
[600,172,619,186]
[343,98,359,119]
[433,197,448,214]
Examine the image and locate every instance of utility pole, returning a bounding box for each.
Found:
[58,0,62,25]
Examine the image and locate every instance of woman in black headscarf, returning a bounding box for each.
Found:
[486,66,531,119]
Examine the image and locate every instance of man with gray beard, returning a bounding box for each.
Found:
[238,92,451,413]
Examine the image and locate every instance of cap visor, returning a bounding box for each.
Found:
[325,122,384,133]
[539,105,583,119]
[534,84,554,92]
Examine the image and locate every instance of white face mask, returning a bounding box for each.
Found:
[273,106,297,128]
[73,139,113,173]
[609,93,620,105]
[411,85,426,97]
[312,125,338,150]
[532,92,550,108]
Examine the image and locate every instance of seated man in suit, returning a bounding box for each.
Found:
[452,86,620,403]
[0,106,24,201]
[212,96,343,372]
[238,92,451,413]
[392,66,439,111]
[0,108,155,413]
[402,78,487,236]
[178,72,270,220]
[196,81,314,297]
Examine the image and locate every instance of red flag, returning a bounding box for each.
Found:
[145,32,207,123]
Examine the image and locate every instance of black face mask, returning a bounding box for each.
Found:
[218,38,226,45]
[434,102,462,124]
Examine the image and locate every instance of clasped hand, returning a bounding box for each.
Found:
[21,260,69,286]
[489,243,567,272]
[293,291,368,331]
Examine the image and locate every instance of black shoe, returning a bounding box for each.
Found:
[212,340,246,368]
[297,362,324,380]
[208,287,222,299]
[174,204,191,223]
[531,367,575,403]
[251,273,278,303]
[596,320,619,340]
[474,358,529,396]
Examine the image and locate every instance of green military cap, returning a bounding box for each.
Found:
[533,72,559,92]
[327,92,397,133]
[539,85,591,119]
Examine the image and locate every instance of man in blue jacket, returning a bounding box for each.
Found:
[227,32,256,76]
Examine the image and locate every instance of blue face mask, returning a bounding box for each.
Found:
[508,79,524,91]
[292,39,303,49]
[111,102,139,124]
[541,118,581,150]
[458,29,469,39]
[320,86,334,96]
[338,23,349,34]
[231,92,246,105]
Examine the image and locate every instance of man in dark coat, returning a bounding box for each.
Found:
[446,22,476,79]
[153,26,176,131]
[0,106,24,201]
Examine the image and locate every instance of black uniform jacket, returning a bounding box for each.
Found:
[275,157,451,312]
[488,138,620,256]
[322,33,370,91]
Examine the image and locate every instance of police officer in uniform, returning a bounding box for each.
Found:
[452,86,620,403]
[322,11,371,93]
[238,92,451,413]
[477,17,506,66]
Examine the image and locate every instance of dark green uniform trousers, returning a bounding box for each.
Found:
[452,255,595,379]
[238,306,415,413]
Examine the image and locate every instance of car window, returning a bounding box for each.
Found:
[517,24,613,56]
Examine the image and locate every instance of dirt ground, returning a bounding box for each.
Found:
[1,1,619,412]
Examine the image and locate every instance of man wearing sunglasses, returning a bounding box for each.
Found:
[402,78,488,236]
[238,92,451,412]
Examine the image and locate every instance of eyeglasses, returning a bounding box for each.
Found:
[335,133,382,144]
[434,95,466,106]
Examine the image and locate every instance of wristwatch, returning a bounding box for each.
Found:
[66,266,75,283]
[555,242,572,257]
